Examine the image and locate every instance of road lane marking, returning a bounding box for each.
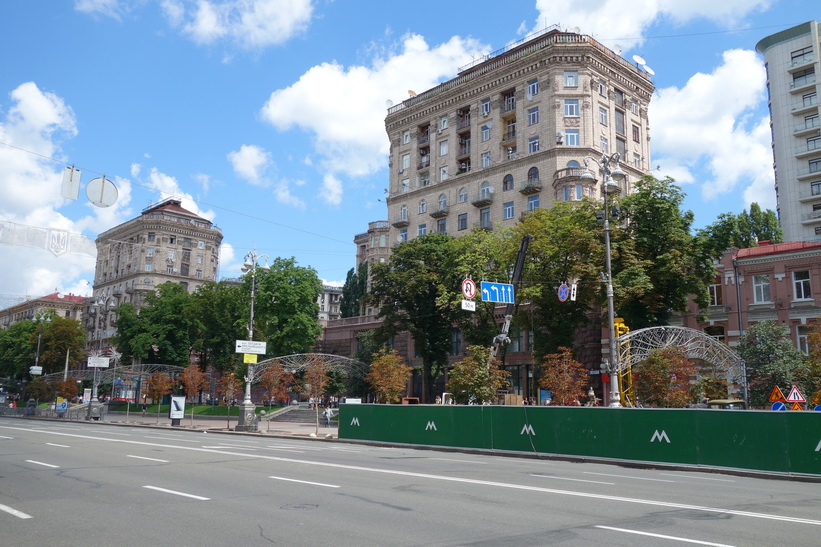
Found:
[269,476,340,488]
[143,436,200,443]
[0,503,32,519]
[531,473,614,485]
[143,486,209,500]
[127,455,169,463]
[659,473,735,482]
[584,471,675,482]
[431,457,487,465]
[5,424,821,528]
[203,445,257,450]
[25,460,59,468]
[596,525,734,546]
[46,443,71,448]
[0,435,13,439]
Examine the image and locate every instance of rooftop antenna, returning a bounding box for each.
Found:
[643,65,656,76]
[385,99,394,107]
[613,44,622,56]
[632,54,647,66]
[408,90,417,97]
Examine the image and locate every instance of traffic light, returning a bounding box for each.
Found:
[613,318,630,338]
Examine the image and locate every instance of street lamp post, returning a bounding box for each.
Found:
[581,153,626,408]
[235,249,269,432]
[87,296,115,419]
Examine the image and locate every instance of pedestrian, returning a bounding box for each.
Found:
[141,404,147,417]
[323,406,332,427]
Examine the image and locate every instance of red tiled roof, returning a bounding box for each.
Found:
[736,241,821,258]
[41,292,87,303]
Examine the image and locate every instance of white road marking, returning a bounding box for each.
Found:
[659,473,735,482]
[46,443,70,448]
[0,435,14,439]
[0,503,32,519]
[5,424,821,528]
[142,485,209,500]
[261,446,305,453]
[25,460,59,468]
[202,445,257,450]
[531,473,614,485]
[596,525,735,546]
[431,457,487,465]
[127,455,169,463]
[269,475,340,488]
[584,471,675,483]
[143,436,200,443]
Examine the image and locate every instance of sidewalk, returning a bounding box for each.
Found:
[102,412,339,438]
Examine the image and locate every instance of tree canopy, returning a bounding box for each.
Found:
[737,320,808,407]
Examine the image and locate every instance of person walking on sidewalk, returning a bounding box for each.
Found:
[323,406,333,427]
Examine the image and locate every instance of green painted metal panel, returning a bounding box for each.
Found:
[338,405,821,476]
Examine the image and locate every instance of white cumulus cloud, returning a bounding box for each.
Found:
[228,144,272,186]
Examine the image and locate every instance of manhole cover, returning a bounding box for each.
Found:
[280,504,318,511]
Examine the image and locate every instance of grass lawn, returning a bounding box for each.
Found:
[108,403,280,416]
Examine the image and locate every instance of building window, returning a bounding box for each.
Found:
[632,124,640,142]
[399,204,408,220]
[753,274,771,303]
[565,130,579,146]
[575,184,583,200]
[528,136,540,153]
[600,136,609,154]
[479,207,491,228]
[196,255,203,264]
[166,265,174,274]
[451,329,462,356]
[399,228,408,243]
[704,326,725,342]
[792,67,815,88]
[528,107,539,125]
[457,213,468,231]
[528,194,540,211]
[169,235,176,244]
[633,152,641,168]
[630,101,639,114]
[416,199,426,214]
[506,146,517,159]
[793,270,811,300]
[806,114,820,131]
[401,178,410,193]
[439,115,448,130]
[481,124,491,141]
[563,71,577,88]
[614,88,624,108]
[166,250,175,261]
[527,79,539,97]
[147,232,155,242]
[481,99,491,116]
[528,167,539,184]
[418,223,427,236]
[503,174,514,191]
[145,263,153,272]
[563,186,570,201]
[599,107,608,126]
[437,218,447,234]
[146,247,155,257]
[792,45,814,65]
[439,140,448,156]
[807,135,821,152]
[708,276,723,306]
[616,137,626,157]
[798,326,811,355]
[419,174,430,187]
[402,130,410,144]
[481,152,491,168]
[197,240,205,249]
[438,193,447,210]
[458,187,468,203]
[564,99,579,117]
[597,81,606,96]
[180,264,189,276]
[504,201,514,220]
[440,167,448,181]
[810,158,821,174]
[615,110,625,135]
[802,91,817,109]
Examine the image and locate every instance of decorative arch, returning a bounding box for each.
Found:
[255,353,369,380]
[617,326,746,392]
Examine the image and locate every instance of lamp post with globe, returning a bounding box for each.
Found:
[235,249,269,431]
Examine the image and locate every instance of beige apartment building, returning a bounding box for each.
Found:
[384,27,654,245]
[87,198,223,350]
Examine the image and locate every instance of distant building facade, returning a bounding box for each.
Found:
[0,292,86,330]
[674,241,821,353]
[317,284,343,324]
[87,198,223,351]
[756,21,821,242]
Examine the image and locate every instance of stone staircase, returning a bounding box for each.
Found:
[270,408,321,423]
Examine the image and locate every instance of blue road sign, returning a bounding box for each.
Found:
[771,401,786,411]
[480,281,515,303]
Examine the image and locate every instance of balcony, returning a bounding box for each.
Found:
[417,156,430,170]
[790,54,815,69]
[472,191,494,207]
[793,117,820,135]
[418,133,430,145]
[391,216,409,228]
[501,129,517,143]
[790,75,817,93]
[553,167,586,184]
[457,117,471,131]
[791,95,817,114]
[519,178,542,195]
[797,164,821,180]
[473,221,493,232]
[457,145,471,158]
[429,206,449,218]
[501,98,516,115]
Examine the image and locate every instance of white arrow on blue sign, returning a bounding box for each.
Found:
[480,281,515,303]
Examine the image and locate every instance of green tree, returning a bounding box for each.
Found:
[512,202,603,358]
[0,320,37,378]
[446,345,509,404]
[190,280,245,372]
[616,175,714,328]
[367,233,465,403]
[365,348,412,403]
[806,326,821,403]
[251,257,322,356]
[696,203,783,257]
[538,347,588,405]
[37,316,86,375]
[340,262,368,318]
[737,320,808,408]
[633,347,697,408]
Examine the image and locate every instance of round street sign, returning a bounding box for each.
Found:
[462,278,477,299]
[771,401,786,411]
[557,283,570,302]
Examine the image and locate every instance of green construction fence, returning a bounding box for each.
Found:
[338,404,821,476]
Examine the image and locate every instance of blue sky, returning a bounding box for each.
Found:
[0,0,815,304]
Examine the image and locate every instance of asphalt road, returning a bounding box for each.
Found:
[2,417,820,546]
